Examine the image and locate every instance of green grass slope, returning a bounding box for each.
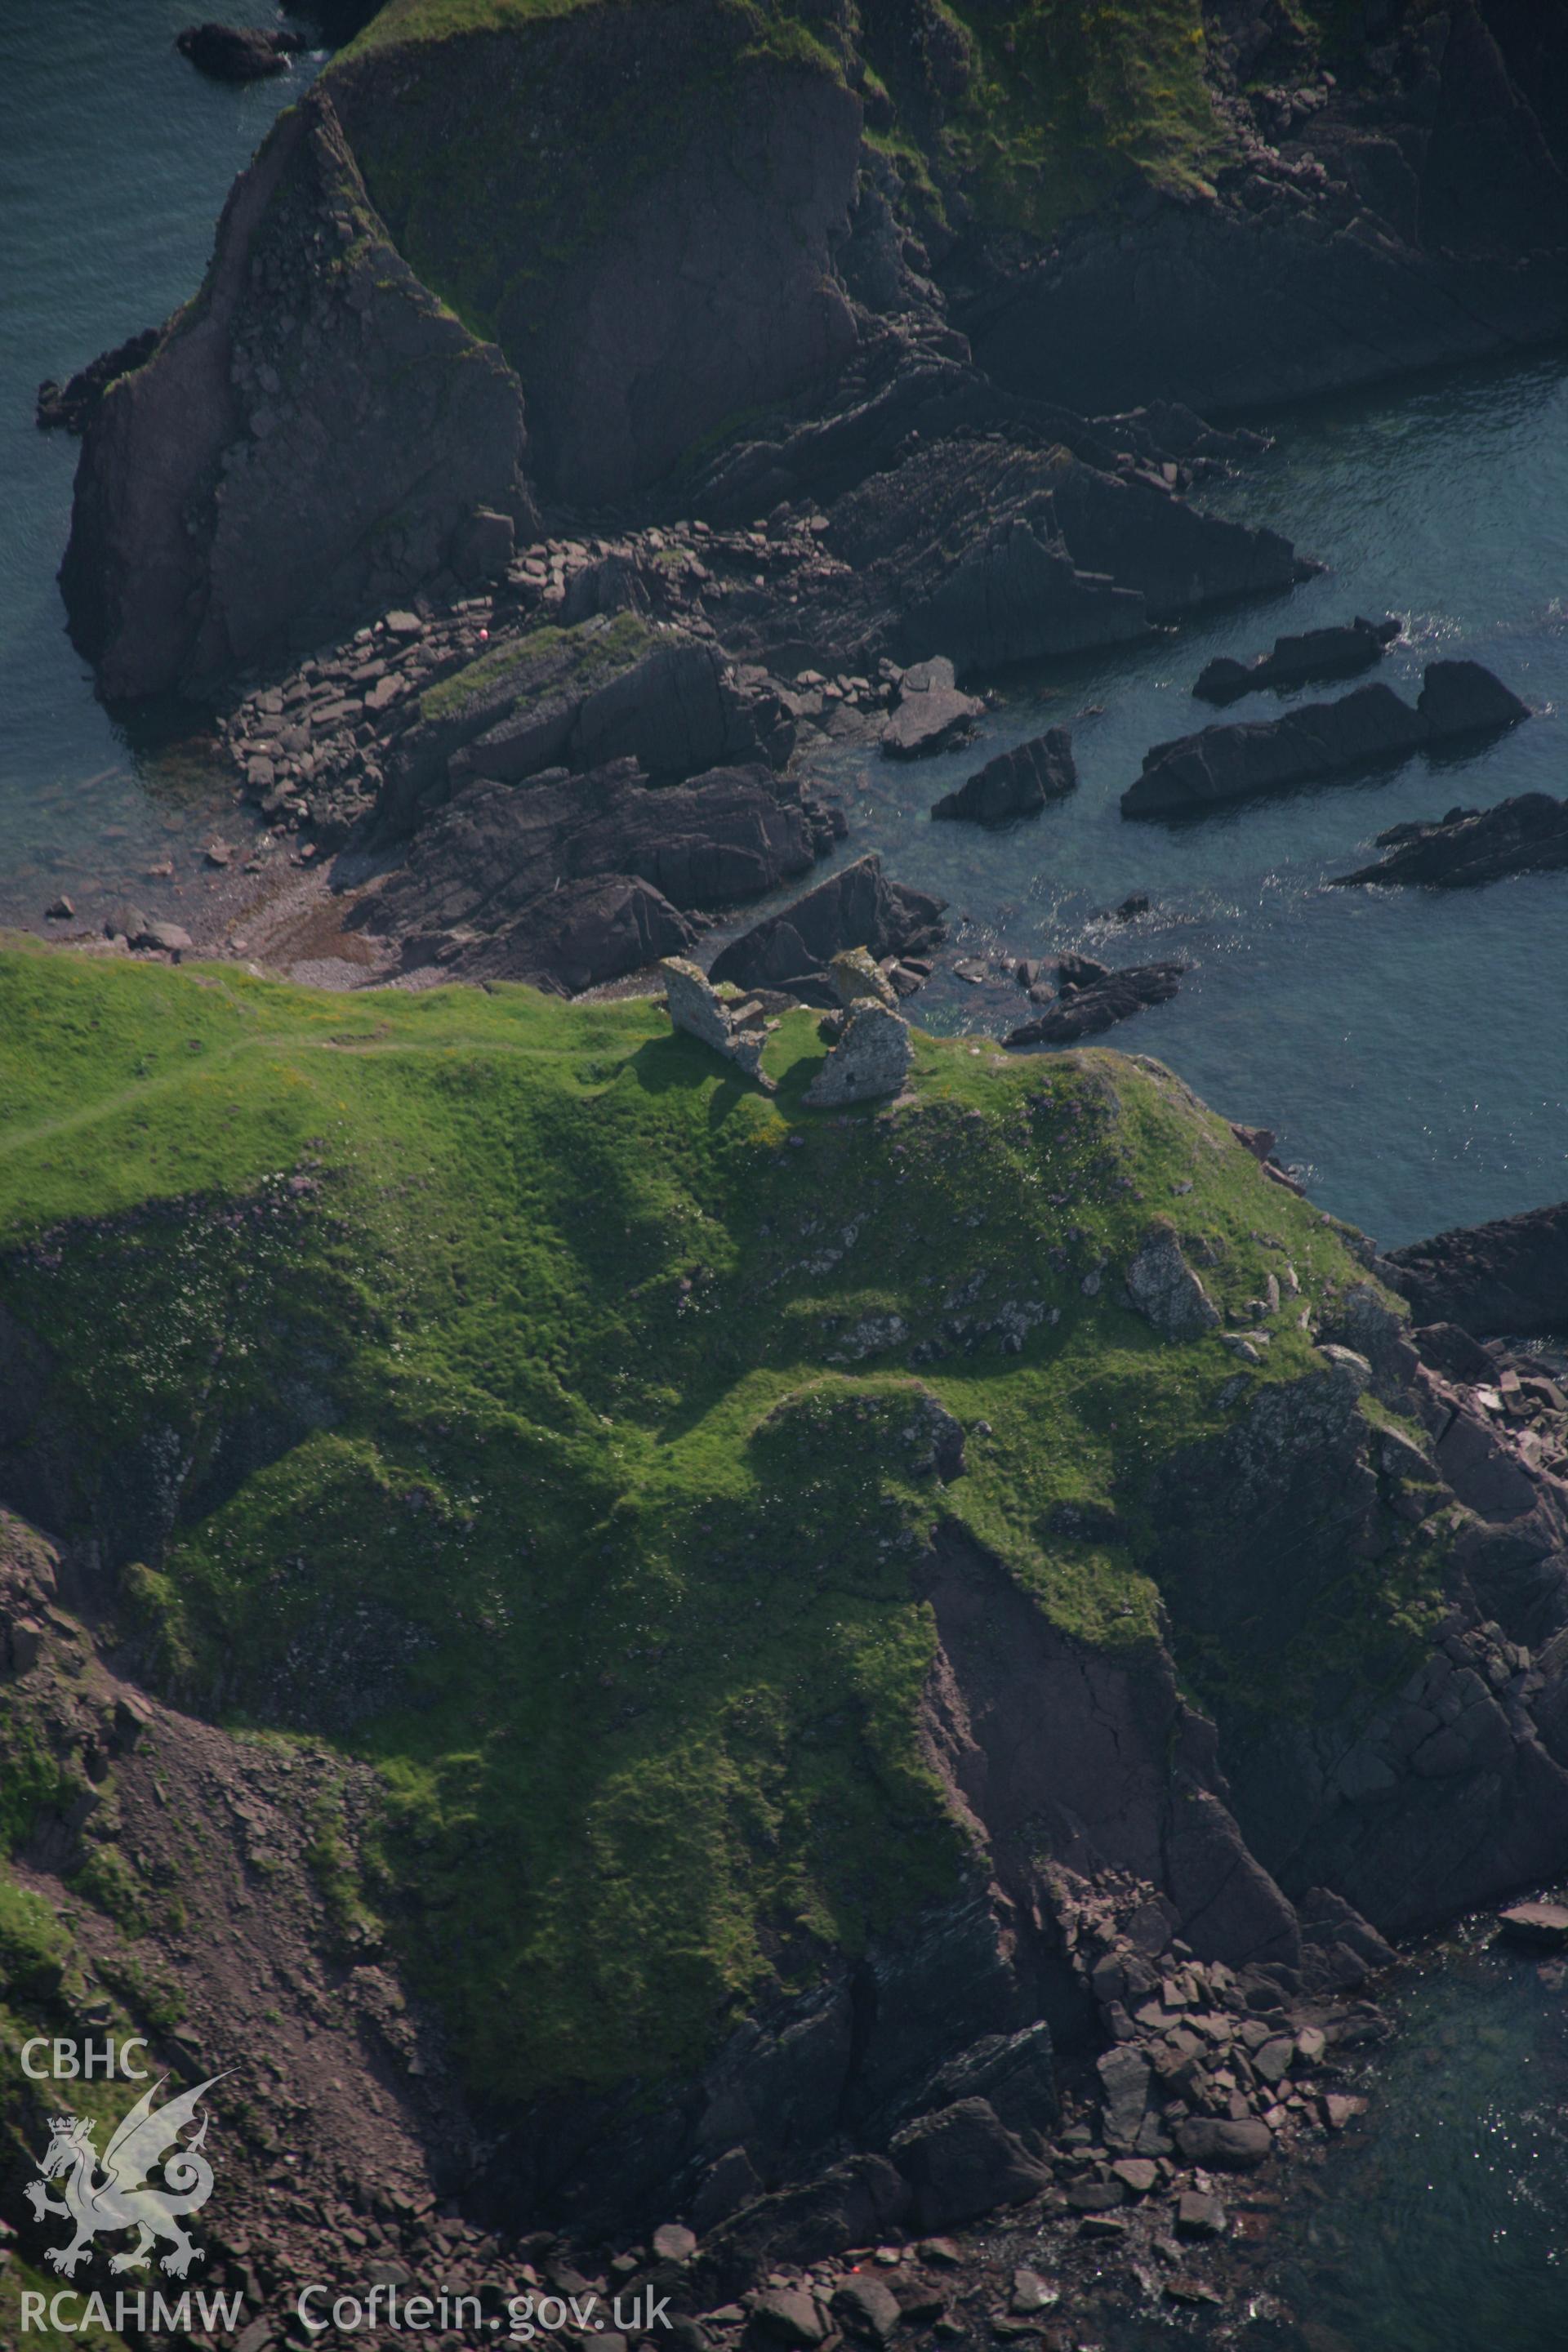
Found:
[0,942,1432,2107]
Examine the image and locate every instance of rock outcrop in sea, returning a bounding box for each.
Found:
[1194,616,1401,706]
[1122,661,1530,819]
[932,729,1076,826]
[1333,791,1568,889]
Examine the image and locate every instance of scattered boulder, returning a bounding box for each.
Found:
[175,23,304,81]
[1497,1901,1568,1949]
[749,2287,826,2346]
[1095,2046,1152,2151]
[1410,1322,1497,1385]
[1004,964,1183,1045]
[804,1003,911,1107]
[652,2222,697,2264]
[1125,1223,1223,1339]
[1009,2267,1059,2315]
[830,2274,902,2342]
[880,657,985,760]
[709,854,946,1004]
[43,898,75,922]
[889,2099,1051,2230]
[931,729,1076,825]
[1194,616,1400,705]
[1173,2117,1272,2170]
[662,960,772,1088]
[1332,792,1568,889]
[1122,662,1529,819]
[134,920,194,956]
[831,947,899,1012]
[1175,2190,1227,2238]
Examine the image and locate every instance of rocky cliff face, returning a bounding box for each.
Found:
[55,0,1568,701]
[7,952,1568,2251]
[61,87,532,701]
[958,0,1568,415]
[331,0,863,504]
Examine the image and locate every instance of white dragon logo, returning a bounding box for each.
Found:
[24,2072,231,2278]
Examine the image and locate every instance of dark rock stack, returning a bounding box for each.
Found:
[806,436,1307,678]
[61,87,532,701]
[1194,616,1401,705]
[1122,661,1529,819]
[1333,791,1568,889]
[176,23,305,81]
[932,730,1076,825]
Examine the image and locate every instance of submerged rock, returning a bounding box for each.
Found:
[1194,616,1400,705]
[1332,791,1568,889]
[1122,662,1529,819]
[931,729,1076,825]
